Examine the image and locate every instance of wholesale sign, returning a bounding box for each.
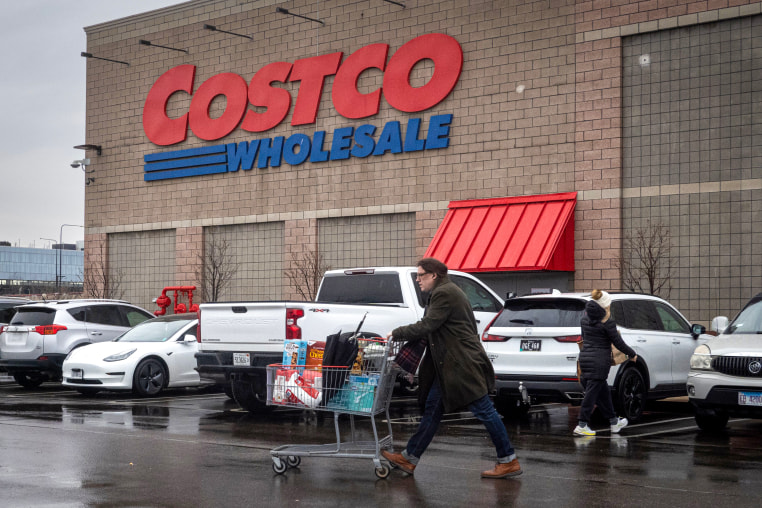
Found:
[142,33,462,181]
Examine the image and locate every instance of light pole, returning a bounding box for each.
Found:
[59,224,84,289]
[40,238,57,286]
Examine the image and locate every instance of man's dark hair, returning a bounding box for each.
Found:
[417,257,448,277]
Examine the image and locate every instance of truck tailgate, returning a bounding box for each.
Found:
[199,302,286,353]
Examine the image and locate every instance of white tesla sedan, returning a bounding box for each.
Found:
[62,313,204,396]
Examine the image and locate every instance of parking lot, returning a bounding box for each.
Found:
[1,381,761,507]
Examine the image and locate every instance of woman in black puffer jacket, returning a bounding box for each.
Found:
[574,289,638,437]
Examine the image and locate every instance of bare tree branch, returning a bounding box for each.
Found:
[83,241,124,299]
[285,248,331,301]
[195,227,238,303]
[616,220,673,298]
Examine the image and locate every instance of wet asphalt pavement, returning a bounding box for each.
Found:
[0,380,761,507]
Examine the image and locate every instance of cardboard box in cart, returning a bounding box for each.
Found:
[282,340,307,368]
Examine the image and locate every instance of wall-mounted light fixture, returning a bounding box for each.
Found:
[74,144,102,156]
[80,52,130,66]
[382,0,406,7]
[276,7,325,25]
[203,23,252,40]
[139,39,188,54]
[71,159,95,186]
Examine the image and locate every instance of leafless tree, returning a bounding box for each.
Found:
[83,241,125,299]
[617,220,673,298]
[196,227,238,303]
[285,248,331,301]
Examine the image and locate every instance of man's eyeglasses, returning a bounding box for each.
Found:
[416,272,432,280]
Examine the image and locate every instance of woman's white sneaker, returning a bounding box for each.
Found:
[573,424,596,436]
[610,417,628,433]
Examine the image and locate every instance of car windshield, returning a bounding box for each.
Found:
[115,319,193,342]
[725,298,762,334]
[492,298,586,327]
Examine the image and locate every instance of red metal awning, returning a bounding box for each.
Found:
[424,192,576,272]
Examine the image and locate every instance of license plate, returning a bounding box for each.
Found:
[233,353,250,366]
[738,391,762,406]
[71,369,83,380]
[520,339,541,352]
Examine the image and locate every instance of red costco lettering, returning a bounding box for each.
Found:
[142,64,195,146]
[142,33,463,146]
[188,73,248,141]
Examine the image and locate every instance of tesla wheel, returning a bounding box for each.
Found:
[615,367,647,423]
[695,410,729,432]
[13,373,45,389]
[133,358,166,397]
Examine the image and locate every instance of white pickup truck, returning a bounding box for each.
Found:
[195,266,504,412]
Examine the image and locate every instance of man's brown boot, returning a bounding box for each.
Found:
[382,449,416,474]
[481,458,522,478]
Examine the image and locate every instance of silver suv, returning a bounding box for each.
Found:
[0,299,154,388]
[481,292,708,422]
[688,292,762,432]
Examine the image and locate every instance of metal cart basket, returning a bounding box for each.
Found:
[266,336,401,478]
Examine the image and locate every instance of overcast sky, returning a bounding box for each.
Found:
[0,1,184,248]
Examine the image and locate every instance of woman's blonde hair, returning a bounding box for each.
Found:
[591,289,603,300]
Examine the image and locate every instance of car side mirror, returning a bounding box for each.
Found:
[184,334,197,343]
[710,316,729,335]
[691,323,706,339]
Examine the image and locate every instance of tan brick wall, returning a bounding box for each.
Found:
[82,0,761,310]
[176,226,203,289]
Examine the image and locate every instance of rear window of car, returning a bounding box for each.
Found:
[9,308,56,326]
[492,298,586,327]
[317,274,404,304]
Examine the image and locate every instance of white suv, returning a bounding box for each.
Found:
[481,292,708,422]
[0,299,154,388]
[688,293,762,432]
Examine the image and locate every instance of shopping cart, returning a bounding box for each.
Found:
[266,335,401,478]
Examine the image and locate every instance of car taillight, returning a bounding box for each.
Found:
[34,324,67,335]
[555,335,582,343]
[481,313,501,341]
[482,334,510,342]
[0,325,6,334]
[196,310,202,342]
[286,308,304,340]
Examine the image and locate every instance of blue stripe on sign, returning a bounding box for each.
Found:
[144,145,228,181]
[144,164,229,181]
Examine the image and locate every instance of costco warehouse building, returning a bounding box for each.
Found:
[81,0,762,323]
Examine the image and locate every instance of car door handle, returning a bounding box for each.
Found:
[90,331,102,336]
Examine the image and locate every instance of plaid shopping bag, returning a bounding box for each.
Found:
[395,337,426,375]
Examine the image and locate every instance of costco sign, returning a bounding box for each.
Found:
[142,33,462,181]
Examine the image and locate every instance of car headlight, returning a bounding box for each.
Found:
[689,344,712,371]
[104,349,137,362]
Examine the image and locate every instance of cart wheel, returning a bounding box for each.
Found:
[375,465,391,479]
[286,456,301,468]
[272,460,287,474]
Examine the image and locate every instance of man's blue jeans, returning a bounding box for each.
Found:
[404,379,516,464]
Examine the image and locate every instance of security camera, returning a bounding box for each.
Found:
[71,158,91,170]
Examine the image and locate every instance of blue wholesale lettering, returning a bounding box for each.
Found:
[143,114,453,181]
